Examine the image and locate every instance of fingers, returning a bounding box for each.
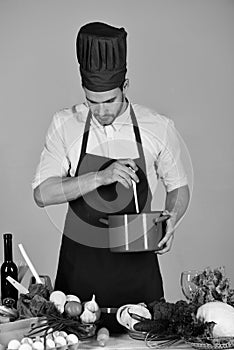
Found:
[118,158,138,172]
[116,174,132,188]
[158,224,174,248]
[122,166,139,184]
[156,214,176,254]
[98,158,140,188]
[158,212,176,247]
[156,234,174,255]
[111,159,139,188]
[117,159,139,184]
[158,232,171,249]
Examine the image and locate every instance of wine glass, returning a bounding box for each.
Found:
[180,270,201,301]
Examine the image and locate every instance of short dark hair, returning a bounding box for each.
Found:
[119,80,125,91]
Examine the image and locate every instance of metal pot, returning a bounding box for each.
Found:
[108,211,170,253]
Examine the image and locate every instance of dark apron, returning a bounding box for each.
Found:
[54,104,164,323]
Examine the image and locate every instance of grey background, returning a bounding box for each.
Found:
[0,0,233,301]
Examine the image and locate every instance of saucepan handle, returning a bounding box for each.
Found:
[99,217,109,226]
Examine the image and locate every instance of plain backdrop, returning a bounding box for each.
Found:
[0,0,233,302]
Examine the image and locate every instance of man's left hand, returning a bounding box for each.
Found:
[156,211,177,255]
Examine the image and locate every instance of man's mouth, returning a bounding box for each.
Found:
[98,115,113,119]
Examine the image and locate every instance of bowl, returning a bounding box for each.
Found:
[108,211,169,253]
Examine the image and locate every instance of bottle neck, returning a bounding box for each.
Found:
[4,236,13,262]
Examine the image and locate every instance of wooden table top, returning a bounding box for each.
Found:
[79,334,192,350]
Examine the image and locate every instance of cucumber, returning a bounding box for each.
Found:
[133,319,169,333]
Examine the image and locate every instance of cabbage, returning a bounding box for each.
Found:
[197,301,234,337]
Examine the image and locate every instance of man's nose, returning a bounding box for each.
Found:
[95,103,105,116]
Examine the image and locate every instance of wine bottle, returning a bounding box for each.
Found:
[1,233,18,307]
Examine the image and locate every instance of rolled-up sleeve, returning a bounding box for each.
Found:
[156,119,188,192]
[32,113,70,189]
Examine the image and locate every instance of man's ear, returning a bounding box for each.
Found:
[123,78,129,95]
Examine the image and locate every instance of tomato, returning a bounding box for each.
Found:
[64,301,83,317]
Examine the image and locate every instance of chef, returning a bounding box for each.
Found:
[33,22,190,331]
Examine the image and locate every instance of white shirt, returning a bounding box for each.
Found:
[32,102,188,195]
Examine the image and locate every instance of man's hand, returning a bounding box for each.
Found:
[155,185,190,255]
[97,158,139,189]
[156,210,177,255]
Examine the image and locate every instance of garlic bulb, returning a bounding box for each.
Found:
[80,308,97,323]
[44,328,54,340]
[52,330,60,338]
[84,294,99,312]
[32,341,44,350]
[58,331,67,338]
[7,340,21,350]
[18,345,32,350]
[21,339,33,346]
[66,334,79,345]
[34,338,41,343]
[54,336,66,348]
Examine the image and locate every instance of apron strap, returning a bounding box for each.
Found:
[75,109,92,176]
[130,104,147,172]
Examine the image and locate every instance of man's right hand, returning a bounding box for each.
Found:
[97,159,139,189]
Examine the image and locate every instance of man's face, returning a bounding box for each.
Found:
[83,86,126,126]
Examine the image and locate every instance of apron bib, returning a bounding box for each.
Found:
[54,104,164,308]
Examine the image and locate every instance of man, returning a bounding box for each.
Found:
[33,22,190,331]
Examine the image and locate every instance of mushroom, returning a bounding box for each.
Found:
[49,291,66,313]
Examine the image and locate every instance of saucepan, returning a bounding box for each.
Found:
[107,211,170,253]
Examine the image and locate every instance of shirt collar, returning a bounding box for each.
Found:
[85,100,131,133]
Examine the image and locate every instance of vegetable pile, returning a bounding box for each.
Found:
[134,299,213,338]
[190,267,234,306]
[17,284,100,340]
[3,283,111,349]
[117,266,234,348]
[17,284,59,318]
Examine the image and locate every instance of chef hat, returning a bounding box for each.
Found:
[76,22,127,92]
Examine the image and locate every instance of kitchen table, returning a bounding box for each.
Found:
[79,334,192,350]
